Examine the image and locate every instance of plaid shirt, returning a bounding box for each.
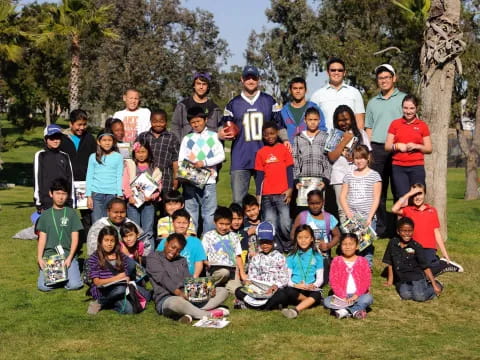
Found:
[293,131,332,180]
[136,129,179,191]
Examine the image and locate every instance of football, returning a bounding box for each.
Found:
[224,121,240,138]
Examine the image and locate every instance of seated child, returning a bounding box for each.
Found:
[157,209,206,277]
[202,207,247,294]
[147,233,229,324]
[36,179,83,292]
[120,222,144,264]
[234,222,289,310]
[323,234,373,319]
[275,225,324,319]
[157,190,196,240]
[229,203,248,264]
[382,217,443,302]
[242,194,262,262]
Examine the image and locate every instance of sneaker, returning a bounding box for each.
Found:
[281,308,298,319]
[233,299,247,310]
[178,314,193,324]
[87,300,101,315]
[335,309,350,319]
[439,258,464,273]
[208,307,230,318]
[353,310,367,319]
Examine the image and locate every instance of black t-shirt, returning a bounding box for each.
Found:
[183,97,218,118]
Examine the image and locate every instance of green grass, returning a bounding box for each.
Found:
[1,123,480,359]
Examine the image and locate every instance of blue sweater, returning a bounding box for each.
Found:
[86,152,124,196]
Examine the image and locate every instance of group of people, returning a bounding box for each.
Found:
[33,59,463,322]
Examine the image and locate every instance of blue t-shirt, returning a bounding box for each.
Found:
[70,134,81,151]
[305,212,338,242]
[156,235,207,275]
[286,248,324,285]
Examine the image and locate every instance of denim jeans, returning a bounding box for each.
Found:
[231,169,256,205]
[392,165,426,199]
[127,202,155,247]
[98,283,134,314]
[183,183,217,235]
[262,194,292,252]
[396,278,437,301]
[91,192,116,223]
[37,257,83,291]
[324,293,373,313]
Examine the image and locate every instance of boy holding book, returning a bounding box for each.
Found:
[36,179,83,291]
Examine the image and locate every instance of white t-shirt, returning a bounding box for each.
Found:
[310,82,365,130]
[113,108,151,143]
[344,259,357,295]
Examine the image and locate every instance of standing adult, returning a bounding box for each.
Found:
[280,76,326,143]
[219,65,286,204]
[113,88,151,143]
[311,57,365,130]
[365,64,406,236]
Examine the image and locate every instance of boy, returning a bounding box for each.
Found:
[34,124,75,211]
[242,194,262,261]
[254,121,294,253]
[36,179,83,291]
[178,106,225,234]
[113,88,151,143]
[136,110,180,193]
[156,190,196,240]
[156,209,206,277]
[202,207,247,294]
[229,203,248,263]
[383,217,442,302]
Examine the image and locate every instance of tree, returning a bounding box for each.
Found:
[0,0,22,63]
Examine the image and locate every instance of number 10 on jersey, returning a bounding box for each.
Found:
[242,112,263,142]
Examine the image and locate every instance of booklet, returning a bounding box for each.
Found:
[73,181,88,209]
[239,279,273,299]
[296,177,326,206]
[184,277,214,303]
[43,254,68,286]
[117,142,132,159]
[340,216,377,252]
[324,128,345,152]
[98,279,128,288]
[193,317,230,328]
[328,295,352,309]
[177,160,211,188]
[130,172,158,208]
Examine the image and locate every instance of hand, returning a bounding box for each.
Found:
[304,283,316,291]
[210,287,216,298]
[64,257,72,268]
[266,285,278,295]
[396,143,407,152]
[296,182,302,190]
[345,211,354,220]
[433,283,442,296]
[347,295,358,305]
[342,131,354,143]
[87,197,93,210]
[406,142,418,152]
[193,161,204,169]
[282,188,293,204]
[365,218,372,227]
[247,226,257,236]
[144,195,152,202]
[172,179,179,190]
[384,281,393,287]
[218,127,234,140]
[284,141,293,153]
[243,279,251,285]
[128,197,136,205]
[318,241,330,252]
[38,258,46,270]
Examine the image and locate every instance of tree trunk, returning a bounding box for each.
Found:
[45,98,51,126]
[463,90,480,199]
[69,33,81,113]
[420,0,464,240]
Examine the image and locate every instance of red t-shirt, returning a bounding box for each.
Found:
[255,143,294,195]
[401,204,439,249]
[388,118,430,166]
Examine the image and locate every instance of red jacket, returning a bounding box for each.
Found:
[329,256,371,298]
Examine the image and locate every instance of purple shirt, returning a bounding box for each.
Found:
[87,252,129,299]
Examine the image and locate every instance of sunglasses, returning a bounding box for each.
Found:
[329,68,345,73]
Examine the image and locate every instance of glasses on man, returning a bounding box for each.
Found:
[377,75,393,81]
[329,68,345,73]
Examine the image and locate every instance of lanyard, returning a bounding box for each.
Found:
[51,208,67,245]
[296,250,314,283]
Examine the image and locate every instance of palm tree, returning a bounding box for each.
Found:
[0,0,23,63]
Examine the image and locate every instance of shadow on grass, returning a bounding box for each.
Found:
[0,162,33,185]
[0,201,33,208]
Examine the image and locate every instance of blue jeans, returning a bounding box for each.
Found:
[323,293,373,314]
[91,192,116,223]
[98,283,133,314]
[392,165,426,198]
[231,169,256,205]
[127,202,155,247]
[184,183,217,234]
[262,194,292,252]
[37,257,83,291]
[396,278,437,302]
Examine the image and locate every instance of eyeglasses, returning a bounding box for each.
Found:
[377,75,393,81]
[329,68,345,73]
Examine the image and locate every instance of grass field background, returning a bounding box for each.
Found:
[1,121,479,359]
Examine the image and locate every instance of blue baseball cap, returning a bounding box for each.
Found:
[242,65,259,78]
[256,221,275,241]
[44,124,62,138]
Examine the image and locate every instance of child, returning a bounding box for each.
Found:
[105,117,125,144]
[113,88,151,143]
[157,209,206,277]
[234,221,290,310]
[323,234,373,319]
[87,198,146,256]
[340,145,381,267]
[178,106,225,234]
[156,190,196,240]
[290,190,340,284]
[123,140,162,245]
[254,121,294,252]
[136,110,180,193]
[277,225,324,319]
[147,233,229,324]
[392,183,463,274]
[86,130,124,223]
[120,222,144,264]
[36,179,83,291]
[383,217,443,301]
[229,203,248,263]
[86,226,136,314]
[34,124,74,210]
[202,207,247,294]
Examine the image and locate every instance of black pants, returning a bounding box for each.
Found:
[235,287,289,310]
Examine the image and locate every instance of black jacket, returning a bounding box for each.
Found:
[59,130,97,181]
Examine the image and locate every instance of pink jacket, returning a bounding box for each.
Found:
[122,159,162,200]
[329,256,371,298]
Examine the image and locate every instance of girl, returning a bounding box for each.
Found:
[120,222,144,264]
[278,225,324,319]
[86,226,134,315]
[385,95,432,198]
[106,117,130,159]
[122,140,162,245]
[328,105,371,221]
[86,130,124,223]
[340,145,381,267]
[323,234,373,319]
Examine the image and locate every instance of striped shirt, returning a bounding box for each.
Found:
[343,168,381,218]
[87,252,129,299]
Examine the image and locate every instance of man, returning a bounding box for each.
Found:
[365,64,406,236]
[113,88,151,143]
[218,65,286,204]
[280,77,326,143]
[311,57,365,130]
[171,72,222,142]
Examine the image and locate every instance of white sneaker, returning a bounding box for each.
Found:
[440,258,464,272]
[335,309,351,319]
[178,314,193,324]
[281,308,298,319]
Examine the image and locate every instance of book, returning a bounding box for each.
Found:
[184,277,214,303]
[130,172,158,208]
[324,128,345,152]
[296,177,326,206]
[73,181,87,209]
[193,317,230,328]
[328,295,352,309]
[43,254,67,286]
[98,279,128,288]
[340,215,377,252]
[117,142,132,159]
[177,160,211,188]
[239,279,273,299]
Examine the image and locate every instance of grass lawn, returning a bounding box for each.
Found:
[1,121,480,359]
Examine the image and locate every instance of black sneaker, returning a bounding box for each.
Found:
[439,258,464,274]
